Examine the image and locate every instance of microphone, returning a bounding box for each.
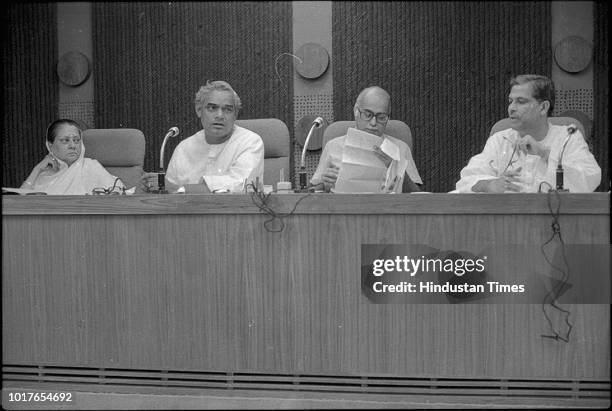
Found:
[299,117,324,191]
[158,126,180,193]
[555,125,576,192]
[168,126,180,137]
[160,127,179,169]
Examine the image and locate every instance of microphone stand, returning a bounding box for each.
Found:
[298,118,323,192]
[555,126,576,192]
[157,127,179,194]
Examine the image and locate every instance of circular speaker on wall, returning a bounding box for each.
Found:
[554,36,592,73]
[57,51,91,86]
[294,43,330,80]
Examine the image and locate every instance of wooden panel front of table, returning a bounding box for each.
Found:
[2,193,609,404]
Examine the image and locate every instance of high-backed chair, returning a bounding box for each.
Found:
[82,128,146,189]
[322,120,413,151]
[235,119,290,187]
[489,116,586,138]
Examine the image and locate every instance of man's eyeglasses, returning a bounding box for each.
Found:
[355,107,389,124]
[489,136,521,175]
[205,103,235,115]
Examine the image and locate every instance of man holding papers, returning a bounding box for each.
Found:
[310,86,422,193]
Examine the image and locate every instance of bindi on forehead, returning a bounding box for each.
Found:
[55,126,80,139]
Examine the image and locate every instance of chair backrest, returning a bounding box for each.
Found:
[82,128,146,189]
[489,116,586,138]
[235,119,290,186]
[322,120,413,151]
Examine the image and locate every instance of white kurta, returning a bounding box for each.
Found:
[165,125,264,193]
[310,134,422,193]
[455,123,601,193]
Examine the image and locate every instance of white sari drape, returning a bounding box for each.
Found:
[31,144,123,195]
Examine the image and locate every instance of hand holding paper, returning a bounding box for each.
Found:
[321,163,340,192]
[334,128,396,193]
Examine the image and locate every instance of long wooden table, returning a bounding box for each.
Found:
[2,193,610,408]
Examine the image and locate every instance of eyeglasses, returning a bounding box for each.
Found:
[489,136,521,175]
[91,178,125,195]
[204,103,235,115]
[355,107,389,124]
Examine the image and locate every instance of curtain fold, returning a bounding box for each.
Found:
[593,1,609,191]
[333,1,552,192]
[2,4,58,187]
[93,2,293,176]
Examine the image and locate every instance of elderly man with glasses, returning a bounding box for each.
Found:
[310,86,422,192]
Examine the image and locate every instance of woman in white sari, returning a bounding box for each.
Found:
[21,119,124,195]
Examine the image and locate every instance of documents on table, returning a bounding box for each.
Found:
[333,127,399,193]
[2,187,47,195]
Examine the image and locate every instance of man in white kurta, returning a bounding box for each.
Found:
[455,124,600,193]
[165,125,263,193]
[310,86,422,193]
[455,74,601,193]
[142,81,263,193]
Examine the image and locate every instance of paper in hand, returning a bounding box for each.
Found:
[380,137,400,161]
[333,128,389,193]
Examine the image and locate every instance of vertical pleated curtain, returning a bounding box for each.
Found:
[2,4,58,188]
[332,1,552,192]
[92,2,293,176]
[593,1,609,191]
[2,3,605,191]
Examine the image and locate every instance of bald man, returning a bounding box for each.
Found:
[310,86,422,192]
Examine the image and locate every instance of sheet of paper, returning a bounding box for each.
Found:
[2,187,47,195]
[380,138,400,161]
[333,128,388,193]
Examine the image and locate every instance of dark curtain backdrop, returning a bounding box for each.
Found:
[2,3,58,188]
[593,1,609,192]
[332,1,551,192]
[92,2,293,176]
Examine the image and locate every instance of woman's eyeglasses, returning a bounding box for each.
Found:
[91,178,125,195]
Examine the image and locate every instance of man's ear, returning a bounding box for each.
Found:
[195,105,202,118]
[540,100,550,116]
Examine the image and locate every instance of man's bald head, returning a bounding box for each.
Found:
[355,86,391,113]
[353,86,391,137]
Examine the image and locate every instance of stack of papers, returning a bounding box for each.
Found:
[2,187,47,195]
[333,128,395,193]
